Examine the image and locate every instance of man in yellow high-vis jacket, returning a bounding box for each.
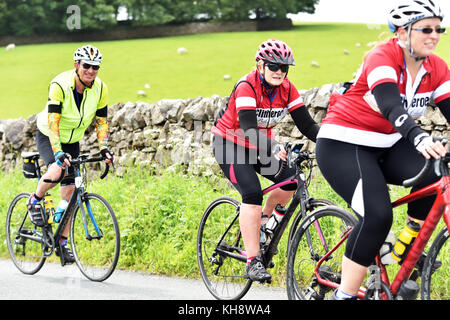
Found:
[28,44,114,265]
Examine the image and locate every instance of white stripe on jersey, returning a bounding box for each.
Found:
[318,123,402,148]
[287,96,303,110]
[235,96,256,109]
[433,80,450,101]
[367,66,398,89]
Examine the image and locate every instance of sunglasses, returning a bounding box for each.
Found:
[412,27,446,34]
[265,63,289,73]
[81,63,100,70]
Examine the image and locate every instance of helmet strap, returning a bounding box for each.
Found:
[75,66,94,89]
[399,25,426,62]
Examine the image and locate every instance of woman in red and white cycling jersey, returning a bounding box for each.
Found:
[316,0,450,300]
[212,39,319,282]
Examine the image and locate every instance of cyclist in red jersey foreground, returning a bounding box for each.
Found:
[212,39,319,282]
[316,0,450,299]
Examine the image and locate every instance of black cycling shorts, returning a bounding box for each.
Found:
[213,135,297,206]
[316,137,439,267]
[36,129,80,186]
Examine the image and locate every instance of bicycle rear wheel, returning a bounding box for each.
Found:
[5,192,47,275]
[421,227,449,300]
[197,196,252,300]
[70,193,120,282]
[286,206,357,300]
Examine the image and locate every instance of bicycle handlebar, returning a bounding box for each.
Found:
[402,138,449,188]
[402,159,433,187]
[43,155,112,184]
[274,142,309,180]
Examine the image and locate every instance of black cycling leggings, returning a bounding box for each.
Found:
[36,129,79,186]
[213,136,297,205]
[316,137,438,267]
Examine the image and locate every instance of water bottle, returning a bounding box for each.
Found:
[53,200,68,223]
[380,229,397,265]
[266,205,286,233]
[43,194,56,224]
[391,220,421,263]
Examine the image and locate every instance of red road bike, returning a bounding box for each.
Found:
[287,150,450,300]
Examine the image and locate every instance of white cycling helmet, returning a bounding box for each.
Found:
[73,45,102,66]
[388,0,444,32]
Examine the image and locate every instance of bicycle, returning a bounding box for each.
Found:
[286,143,450,300]
[197,141,341,300]
[6,152,120,282]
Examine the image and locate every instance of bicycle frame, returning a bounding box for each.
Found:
[215,144,331,270]
[389,174,450,296]
[35,156,108,255]
[312,157,450,300]
[52,159,105,243]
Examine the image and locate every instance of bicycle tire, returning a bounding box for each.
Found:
[288,198,336,244]
[286,206,357,300]
[70,193,120,282]
[420,227,449,300]
[5,192,47,275]
[197,196,253,300]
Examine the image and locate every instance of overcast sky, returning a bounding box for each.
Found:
[288,0,450,26]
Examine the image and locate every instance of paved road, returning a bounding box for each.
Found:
[0,259,287,300]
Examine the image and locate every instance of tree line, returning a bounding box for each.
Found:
[0,0,318,37]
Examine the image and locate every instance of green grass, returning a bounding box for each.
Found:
[3,22,449,120]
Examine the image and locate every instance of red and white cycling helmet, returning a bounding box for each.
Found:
[388,0,444,32]
[255,39,295,66]
[73,45,103,66]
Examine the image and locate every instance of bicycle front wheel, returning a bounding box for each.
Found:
[286,206,357,300]
[5,192,46,275]
[197,196,252,300]
[421,227,449,300]
[70,193,120,282]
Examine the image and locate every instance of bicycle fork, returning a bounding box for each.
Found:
[77,194,103,241]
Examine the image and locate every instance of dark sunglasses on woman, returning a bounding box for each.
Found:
[265,62,289,73]
[412,27,446,34]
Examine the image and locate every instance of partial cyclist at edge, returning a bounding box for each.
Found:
[27,45,114,265]
[212,39,320,282]
[315,0,450,300]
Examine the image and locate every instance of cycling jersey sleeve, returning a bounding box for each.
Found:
[286,82,304,113]
[372,82,425,147]
[47,82,64,154]
[364,50,399,90]
[238,109,277,156]
[289,107,319,142]
[234,81,257,113]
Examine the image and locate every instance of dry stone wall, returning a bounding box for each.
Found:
[1,82,448,176]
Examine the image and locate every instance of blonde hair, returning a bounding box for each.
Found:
[363,31,393,60]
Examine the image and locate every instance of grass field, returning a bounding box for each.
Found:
[3,22,449,120]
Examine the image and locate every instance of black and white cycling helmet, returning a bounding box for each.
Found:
[388,0,444,32]
[73,45,102,65]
